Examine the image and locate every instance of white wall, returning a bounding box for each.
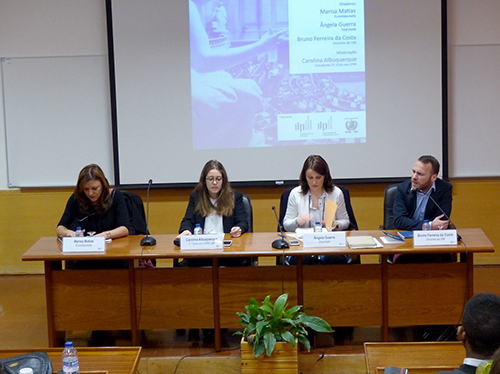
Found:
[0,0,108,189]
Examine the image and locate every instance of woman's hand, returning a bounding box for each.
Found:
[296,213,313,227]
[230,226,242,238]
[175,230,192,239]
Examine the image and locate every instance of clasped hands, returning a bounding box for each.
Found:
[176,226,242,239]
[431,214,450,230]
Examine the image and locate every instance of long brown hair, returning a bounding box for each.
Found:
[299,155,334,194]
[74,164,112,215]
[194,160,235,217]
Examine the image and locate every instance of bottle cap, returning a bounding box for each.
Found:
[20,369,33,374]
[65,341,74,348]
[76,227,82,230]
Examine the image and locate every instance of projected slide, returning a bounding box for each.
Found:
[189,0,365,150]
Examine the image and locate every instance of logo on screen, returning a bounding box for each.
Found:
[345,120,358,131]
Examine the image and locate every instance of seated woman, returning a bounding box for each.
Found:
[56,164,130,268]
[177,160,249,267]
[283,155,351,265]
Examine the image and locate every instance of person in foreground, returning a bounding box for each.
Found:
[283,154,351,264]
[435,293,500,374]
[177,159,249,267]
[56,164,130,268]
[393,155,453,262]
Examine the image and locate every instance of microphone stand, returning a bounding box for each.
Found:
[141,179,157,246]
[271,206,289,250]
[417,188,462,241]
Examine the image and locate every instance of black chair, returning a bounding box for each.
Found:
[241,194,253,233]
[381,184,398,230]
[122,191,148,235]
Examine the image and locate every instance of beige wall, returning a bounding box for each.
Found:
[1,178,498,274]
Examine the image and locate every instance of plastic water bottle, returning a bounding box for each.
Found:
[75,227,84,237]
[422,220,431,231]
[194,224,203,235]
[314,221,322,232]
[62,341,79,374]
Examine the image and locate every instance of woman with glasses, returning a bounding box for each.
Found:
[57,164,129,239]
[178,159,247,240]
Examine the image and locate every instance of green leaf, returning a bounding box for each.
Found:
[261,304,273,314]
[253,341,265,358]
[297,334,311,352]
[273,293,288,318]
[300,316,334,332]
[281,331,295,347]
[264,331,277,357]
[283,304,302,318]
[256,320,267,336]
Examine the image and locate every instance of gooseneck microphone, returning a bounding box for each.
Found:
[416,188,461,240]
[271,206,289,250]
[141,179,157,246]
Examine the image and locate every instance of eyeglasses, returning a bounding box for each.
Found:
[206,177,223,183]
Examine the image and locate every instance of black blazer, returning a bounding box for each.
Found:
[393,178,452,231]
[178,190,248,234]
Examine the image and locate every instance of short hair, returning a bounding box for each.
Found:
[299,155,334,194]
[462,293,500,357]
[194,159,234,217]
[74,164,111,215]
[418,155,440,175]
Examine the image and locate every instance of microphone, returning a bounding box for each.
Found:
[140,179,157,246]
[416,188,461,240]
[271,206,289,250]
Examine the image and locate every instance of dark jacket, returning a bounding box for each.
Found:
[178,190,248,234]
[393,178,452,231]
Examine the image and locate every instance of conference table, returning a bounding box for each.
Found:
[22,229,493,351]
[0,347,141,374]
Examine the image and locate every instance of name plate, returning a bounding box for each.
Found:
[180,234,224,250]
[413,230,458,246]
[302,232,346,248]
[62,237,106,253]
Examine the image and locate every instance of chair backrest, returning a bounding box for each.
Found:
[277,185,358,231]
[364,342,465,374]
[241,194,253,233]
[382,184,399,230]
[337,185,358,231]
[278,187,294,231]
[122,191,148,235]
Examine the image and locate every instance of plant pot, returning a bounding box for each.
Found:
[240,337,298,374]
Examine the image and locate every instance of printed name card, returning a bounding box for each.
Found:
[62,237,106,253]
[413,230,458,246]
[302,232,346,248]
[180,234,224,250]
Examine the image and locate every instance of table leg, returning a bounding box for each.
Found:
[128,260,138,345]
[212,257,221,352]
[381,255,389,342]
[45,261,61,347]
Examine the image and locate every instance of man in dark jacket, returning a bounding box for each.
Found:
[436,293,500,374]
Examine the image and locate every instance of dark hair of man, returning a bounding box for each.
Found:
[299,155,334,195]
[74,163,112,215]
[418,155,440,175]
[194,160,235,217]
[462,293,500,357]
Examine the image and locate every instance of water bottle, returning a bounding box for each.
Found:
[194,224,203,235]
[75,227,84,237]
[422,220,431,231]
[314,221,322,232]
[62,341,79,374]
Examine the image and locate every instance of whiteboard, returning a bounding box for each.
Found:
[2,55,114,187]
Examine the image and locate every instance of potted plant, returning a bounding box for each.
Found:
[236,293,333,361]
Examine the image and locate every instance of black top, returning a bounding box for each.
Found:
[393,178,453,231]
[57,190,130,234]
[178,190,248,234]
